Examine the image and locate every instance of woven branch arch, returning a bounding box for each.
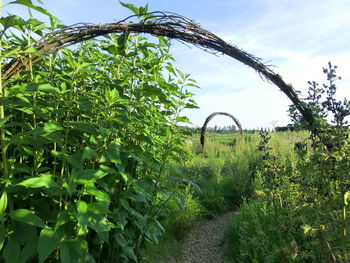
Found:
[200,112,243,149]
[2,11,314,127]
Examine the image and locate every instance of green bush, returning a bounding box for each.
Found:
[225,64,350,262]
[0,3,199,262]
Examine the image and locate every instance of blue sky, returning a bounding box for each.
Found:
[3,0,350,129]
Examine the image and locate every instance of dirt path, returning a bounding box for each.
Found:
[180,211,236,263]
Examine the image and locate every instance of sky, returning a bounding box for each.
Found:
[3,0,350,129]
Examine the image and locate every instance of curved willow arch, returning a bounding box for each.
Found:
[200,112,242,149]
[2,11,314,127]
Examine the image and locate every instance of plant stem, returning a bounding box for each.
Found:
[0,26,8,179]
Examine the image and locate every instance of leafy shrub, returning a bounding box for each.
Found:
[225,63,350,262]
[0,2,199,262]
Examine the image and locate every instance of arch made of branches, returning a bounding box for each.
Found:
[200,112,242,149]
[1,11,315,128]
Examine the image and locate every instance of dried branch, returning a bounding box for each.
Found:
[1,12,315,127]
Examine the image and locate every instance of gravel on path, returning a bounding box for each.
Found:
[180,211,236,263]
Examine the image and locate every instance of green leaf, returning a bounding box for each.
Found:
[17,107,34,114]
[24,46,37,53]
[345,191,350,206]
[106,88,119,103]
[76,201,88,235]
[0,115,13,128]
[139,4,148,15]
[114,211,127,230]
[0,191,8,213]
[10,0,53,17]
[122,246,138,261]
[49,15,63,29]
[66,122,99,136]
[87,213,114,238]
[115,233,128,247]
[18,240,37,263]
[43,122,63,133]
[120,172,129,182]
[17,174,58,188]
[3,240,20,263]
[119,1,140,15]
[10,221,38,246]
[165,65,176,76]
[176,116,190,123]
[10,209,46,228]
[184,102,199,109]
[88,202,109,215]
[81,147,96,162]
[54,211,70,232]
[23,83,61,93]
[77,201,88,214]
[0,225,7,250]
[117,33,129,51]
[0,15,27,32]
[105,45,119,55]
[60,239,88,263]
[101,142,121,165]
[84,187,110,203]
[38,228,64,263]
[74,169,108,185]
[66,152,83,169]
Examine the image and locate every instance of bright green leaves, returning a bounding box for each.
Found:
[17,174,58,188]
[0,192,8,214]
[22,83,61,94]
[74,169,108,185]
[105,88,120,104]
[42,122,63,133]
[76,201,88,236]
[10,209,46,228]
[84,187,111,203]
[119,1,148,16]
[0,15,27,34]
[1,2,198,262]
[344,191,350,206]
[75,200,114,242]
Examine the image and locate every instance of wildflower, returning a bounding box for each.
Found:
[257,145,264,151]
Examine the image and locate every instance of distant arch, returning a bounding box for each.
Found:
[200,112,242,149]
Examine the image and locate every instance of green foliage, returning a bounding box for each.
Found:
[0,2,199,262]
[179,133,259,216]
[225,64,350,262]
[144,132,260,261]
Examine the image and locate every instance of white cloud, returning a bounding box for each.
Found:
[172,0,350,129]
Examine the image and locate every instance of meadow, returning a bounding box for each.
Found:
[147,129,350,262]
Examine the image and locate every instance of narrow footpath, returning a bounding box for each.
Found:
[180,211,236,263]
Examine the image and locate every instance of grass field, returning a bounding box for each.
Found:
[146,129,350,262]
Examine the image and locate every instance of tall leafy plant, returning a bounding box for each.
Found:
[1,2,198,262]
[253,63,350,261]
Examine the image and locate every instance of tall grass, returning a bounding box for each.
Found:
[225,129,350,262]
[145,130,319,262]
[144,131,262,261]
